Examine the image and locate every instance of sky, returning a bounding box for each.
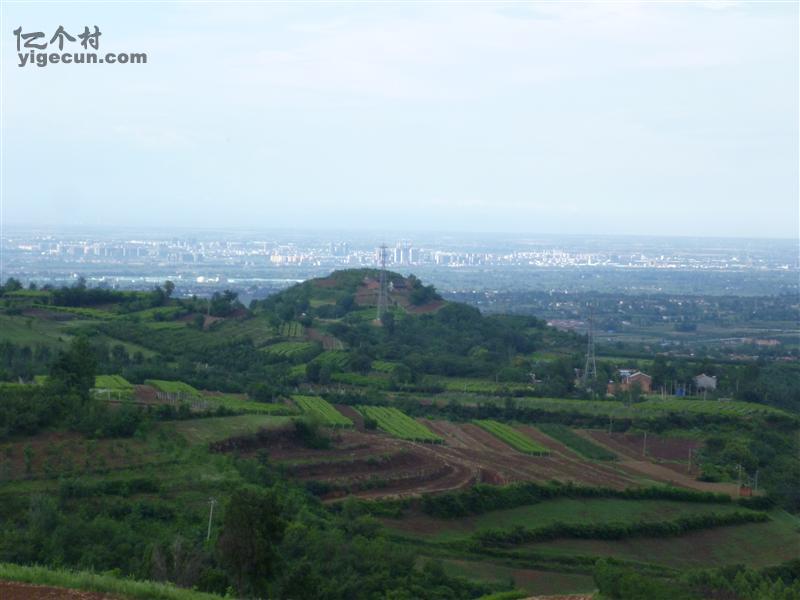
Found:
[1,1,798,238]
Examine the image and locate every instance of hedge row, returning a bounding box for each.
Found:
[473,511,769,547]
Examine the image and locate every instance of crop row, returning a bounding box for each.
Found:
[262,341,318,358]
[94,375,134,391]
[473,420,550,455]
[536,423,616,461]
[357,406,443,443]
[293,395,353,427]
[279,322,304,338]
[144,379,200,395]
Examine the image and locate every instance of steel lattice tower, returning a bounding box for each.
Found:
[376,244,389,321]
[582,305,597,387]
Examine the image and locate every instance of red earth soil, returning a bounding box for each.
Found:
[214,417,740,500]
[0,581,120,599]
[580,430,737,495]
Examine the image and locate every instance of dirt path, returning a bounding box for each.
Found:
[0,581,120,599]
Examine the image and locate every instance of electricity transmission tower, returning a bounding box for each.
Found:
[582,304,597,388]
[376,244,389,321]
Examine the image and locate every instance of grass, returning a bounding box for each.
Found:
[429,377,533,394]
[94,375,134,390]
[0,562,224,599]
[292,395,353,427]
[201,394,296,416]
[473,420,550,455]
[169,414,292,445]
[520,510,800,570]
[438,558,594,597]
[536,424,616,460]
[385,498,756,543]
[0,314,74,347]
[357,406,443,443]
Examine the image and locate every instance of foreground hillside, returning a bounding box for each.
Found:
[0,272,799,599]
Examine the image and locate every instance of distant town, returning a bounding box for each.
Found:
[3,228,797,302]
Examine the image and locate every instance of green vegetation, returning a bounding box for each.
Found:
[170,414,291,445]
[357,406,443,443]
[261,341,320,362]
[537,423,616,460]
[0,562,224,599]
[201,394,295,416]
[1,271,798,598]
[145,379,200,396]
[94,374,134,390]
[473,420,550,455]
[293,395,353,427]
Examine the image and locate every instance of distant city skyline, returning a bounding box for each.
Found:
[2,2,798,239]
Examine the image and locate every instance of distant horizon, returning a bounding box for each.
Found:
[2,222,798,243]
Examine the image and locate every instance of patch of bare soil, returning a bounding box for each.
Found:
[0,581,121,599]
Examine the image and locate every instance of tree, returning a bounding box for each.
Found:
[48,336,96,404]
[164,280,175,298]
[2,277,22,293]
[217,489,286,596]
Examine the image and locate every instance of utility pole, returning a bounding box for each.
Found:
[206,497,217,542]
[736,464,742,497]
[582,304,597,389]
[642,430,648,457]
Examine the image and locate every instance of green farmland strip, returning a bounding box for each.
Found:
[144,379,200,396]
[357,406,442,443]
[537,424,616,460]
[474,420,550,456]
[293,395,352,427]
[94,375,134,390]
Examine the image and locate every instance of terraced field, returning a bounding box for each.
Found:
[473,420,550,455]
[357,407,443,443]
[144,379,200,396]
[293,395,353,427]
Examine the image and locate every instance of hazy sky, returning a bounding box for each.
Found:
[2,2,798,238]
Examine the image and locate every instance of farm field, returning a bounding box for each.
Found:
[383,497,756,543]
[207,416,739,500]
[260,341,318,360]
[293,395,353,427]
[357,406,443,443]
[438,558,595,597]
[200,393,296,415]
[473,420,550,455]
[521,511,800,569]
[93,375,134,390]
[169,414,292,445]
[144,379,200,396]
[536,424,616,461]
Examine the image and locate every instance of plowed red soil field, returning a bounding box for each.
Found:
[0,581,119,599]
[216,417,739,499]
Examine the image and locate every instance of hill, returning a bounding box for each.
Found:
[0,272,799,599]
